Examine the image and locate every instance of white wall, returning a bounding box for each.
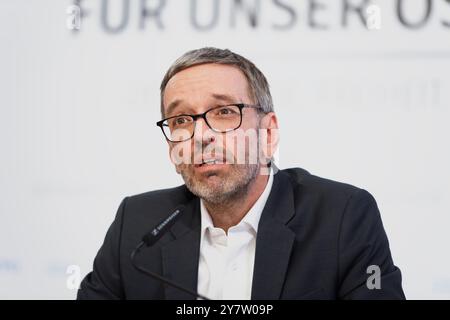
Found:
[1,0,449,299]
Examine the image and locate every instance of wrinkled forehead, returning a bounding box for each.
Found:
[163,64,253,115]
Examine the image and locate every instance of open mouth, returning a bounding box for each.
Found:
[195,158,224,167]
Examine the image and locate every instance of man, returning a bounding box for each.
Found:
[77,47,405,300]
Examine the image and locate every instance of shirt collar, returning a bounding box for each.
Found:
[200,168,274,236]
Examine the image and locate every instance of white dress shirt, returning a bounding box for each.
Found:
[197,171,274,300]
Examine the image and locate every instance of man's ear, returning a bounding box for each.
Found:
[260,112,279,159]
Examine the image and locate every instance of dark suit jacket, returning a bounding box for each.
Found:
[77,167,405,300]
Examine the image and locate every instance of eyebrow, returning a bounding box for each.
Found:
[165,99,182,117]
[165,93,240,117]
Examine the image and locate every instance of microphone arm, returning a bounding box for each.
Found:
[130,206,210,300]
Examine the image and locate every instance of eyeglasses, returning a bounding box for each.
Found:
[156,103,260,142]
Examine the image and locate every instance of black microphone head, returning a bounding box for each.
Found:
[141,205,185,247]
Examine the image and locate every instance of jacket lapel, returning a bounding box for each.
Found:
[161,193,201,300]
[251,169,297,299]
[160,167,299,300]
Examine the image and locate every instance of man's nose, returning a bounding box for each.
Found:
[193,117,216,146]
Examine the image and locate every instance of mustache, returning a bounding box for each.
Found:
[170,128,267,166]
[193,147,235,164]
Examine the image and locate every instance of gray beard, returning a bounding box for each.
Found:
[181,163,259,205]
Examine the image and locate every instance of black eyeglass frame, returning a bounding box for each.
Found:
[156,103,261,142]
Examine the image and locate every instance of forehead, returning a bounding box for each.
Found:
[163,63,252,114]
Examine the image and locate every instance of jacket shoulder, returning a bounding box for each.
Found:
[281,167,362,198]
[119,184,194,227]
[279,167,380,231]
[126,184,191,207]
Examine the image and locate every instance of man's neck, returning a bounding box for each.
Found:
[202,172,269,234]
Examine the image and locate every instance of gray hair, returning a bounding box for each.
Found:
[160,47,274,118]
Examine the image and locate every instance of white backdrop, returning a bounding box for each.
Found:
[1,0,449,299]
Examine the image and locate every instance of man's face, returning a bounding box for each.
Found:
[162,63,276,203]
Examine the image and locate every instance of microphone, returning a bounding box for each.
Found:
[130,205,210,300]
